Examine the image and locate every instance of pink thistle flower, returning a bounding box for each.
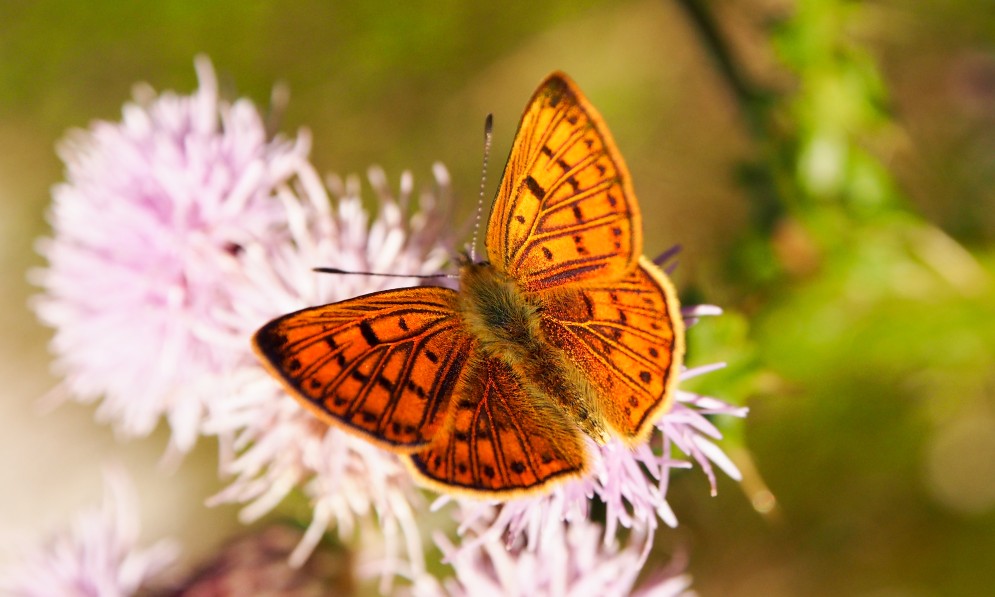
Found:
[203,161,455,592]
[0,469,179,597]
[411,517,694,597]
[32,56,311,452]
[438,306,747,554]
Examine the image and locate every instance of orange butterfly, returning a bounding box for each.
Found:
[253,72,685,498]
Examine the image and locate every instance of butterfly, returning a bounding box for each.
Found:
[253,72,684,498]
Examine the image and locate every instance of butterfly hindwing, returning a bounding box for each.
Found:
[253,286,473,451]
[539,257,684,443]
[486,71,641,292]
[407,357,588,496]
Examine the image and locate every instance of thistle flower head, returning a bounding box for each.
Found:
[0,469,179,597]
[411,516,695,597]
[32,56,311,452]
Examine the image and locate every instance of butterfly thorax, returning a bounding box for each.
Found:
[455,262,611,443]
[456,262,542,359]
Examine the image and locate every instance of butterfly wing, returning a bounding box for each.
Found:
[253,286,473,451]
[485,71,641,292]
[407,357,588,496]
[539,257,684,443]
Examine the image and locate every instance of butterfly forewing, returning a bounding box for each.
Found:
[407,357,587,496]
[253,286,472,451]
[486,72,641,292]
[539,257,685,443]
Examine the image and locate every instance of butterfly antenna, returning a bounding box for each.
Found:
[469,113,493,263]
[313,267,457,280]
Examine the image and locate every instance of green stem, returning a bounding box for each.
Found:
[674,0,789,231]
[674,0,766,136]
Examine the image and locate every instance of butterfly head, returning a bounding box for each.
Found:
[455,248,490,268]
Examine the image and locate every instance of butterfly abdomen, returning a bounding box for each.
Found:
[456,262,610,443]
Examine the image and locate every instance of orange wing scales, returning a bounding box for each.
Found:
[254,72,686,498]
[540,259,684,441]
[253,287,472,451]
[408,358,587,496]
[487,72,641,292]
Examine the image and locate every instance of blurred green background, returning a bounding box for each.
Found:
[2,0,994,595]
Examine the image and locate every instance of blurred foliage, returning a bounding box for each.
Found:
[675,1,995,595]
[3,0,995,595]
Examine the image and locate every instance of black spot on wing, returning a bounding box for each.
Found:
[573,234,588,255]
[582,293,595,320]
[376,375,395,392]
[359,320,379,346]
[405,380,427,399]
[525,176,545,200]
